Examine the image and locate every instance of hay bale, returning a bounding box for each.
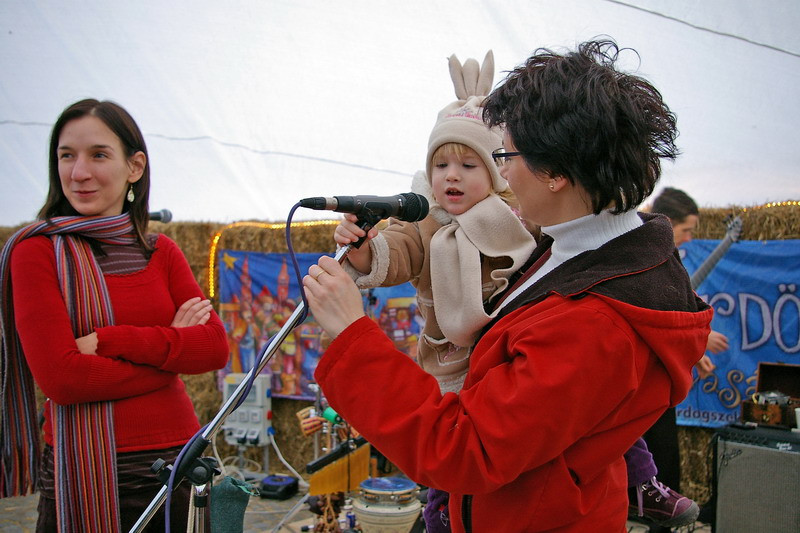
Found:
[678,426,715,504]
[696,203,800,241]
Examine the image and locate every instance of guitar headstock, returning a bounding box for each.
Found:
[690,214,743,290]
[724,215,744,243]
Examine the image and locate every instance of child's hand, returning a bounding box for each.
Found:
[334,214,379,246]
[333,214,376,272]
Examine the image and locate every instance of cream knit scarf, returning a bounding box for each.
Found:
[429,194,536,348]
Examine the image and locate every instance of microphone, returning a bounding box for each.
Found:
[299,193,429,222]
[149,209,173,223]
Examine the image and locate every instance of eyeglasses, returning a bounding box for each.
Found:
[491,148,522,167]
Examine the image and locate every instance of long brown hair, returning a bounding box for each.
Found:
[39,99,152,251]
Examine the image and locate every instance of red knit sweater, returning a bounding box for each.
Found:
[10,234,228,452]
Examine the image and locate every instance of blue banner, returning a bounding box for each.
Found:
[677,239,800,427]
[217,250,418,399]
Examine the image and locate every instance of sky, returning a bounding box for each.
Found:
[1,0,799,225]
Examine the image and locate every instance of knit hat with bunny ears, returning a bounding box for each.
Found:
[426,50,507,194]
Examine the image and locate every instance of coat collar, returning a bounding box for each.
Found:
[487,212,677,321]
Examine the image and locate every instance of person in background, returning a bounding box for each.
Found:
[332,51,536,533]
[0,99,229,532]
[650,186,730,376]
[304,40,712,532]
[635,186,729,532]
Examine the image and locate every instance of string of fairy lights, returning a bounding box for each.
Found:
[207,219,339,299]
[741,200,799,212]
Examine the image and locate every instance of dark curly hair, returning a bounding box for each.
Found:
[483,39,679,214]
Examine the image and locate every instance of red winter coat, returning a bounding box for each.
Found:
[316,214,712,532]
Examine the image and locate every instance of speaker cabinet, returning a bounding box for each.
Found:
[714,425,800,533]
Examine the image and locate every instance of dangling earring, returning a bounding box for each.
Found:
[127,185,135,203]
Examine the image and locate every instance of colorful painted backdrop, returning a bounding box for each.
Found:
[217,250,418,399]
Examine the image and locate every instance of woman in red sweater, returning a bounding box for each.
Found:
[0,99,229,532]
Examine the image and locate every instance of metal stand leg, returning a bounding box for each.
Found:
[131,453,219,532]
[270,493,311,533]
[191,483,210,533]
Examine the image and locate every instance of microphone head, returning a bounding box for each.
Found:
[149,209,173,223]
[398,193,429,222]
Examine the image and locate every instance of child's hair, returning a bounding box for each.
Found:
[483,39,679,214]
[431,142,479,165]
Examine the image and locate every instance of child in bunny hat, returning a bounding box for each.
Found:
[334,50,536,395]
[333,53,536,533]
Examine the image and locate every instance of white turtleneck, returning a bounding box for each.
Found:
[498,209,643,310]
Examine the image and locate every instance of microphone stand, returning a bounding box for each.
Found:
[130,214,379,533]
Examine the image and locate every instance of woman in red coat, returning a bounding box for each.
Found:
[303,40,712,533]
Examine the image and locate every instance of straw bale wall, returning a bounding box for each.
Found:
[1,202,797,504]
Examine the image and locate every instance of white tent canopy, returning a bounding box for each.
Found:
[2,0,799,226]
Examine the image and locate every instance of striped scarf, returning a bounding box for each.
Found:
[1,213,137,532]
